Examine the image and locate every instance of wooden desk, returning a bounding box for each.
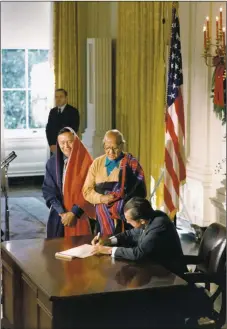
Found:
[2,236,188,329]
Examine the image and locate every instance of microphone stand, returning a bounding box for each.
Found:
[1,151,17,241]
[1,165,10,241]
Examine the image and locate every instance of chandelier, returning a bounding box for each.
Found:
[203,7,226,67]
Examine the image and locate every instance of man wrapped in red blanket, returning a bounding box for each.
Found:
[43,127,95,238]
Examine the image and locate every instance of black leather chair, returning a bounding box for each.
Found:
[182,223,226,328]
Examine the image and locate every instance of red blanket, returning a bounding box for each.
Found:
[63,135,96,236]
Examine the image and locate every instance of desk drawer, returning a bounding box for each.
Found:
[21,274,53,329]
[2,250,23,328]
[37,296,53,329]
[2,259,14,325]
[22,274,38,329]
[37,289,52,313]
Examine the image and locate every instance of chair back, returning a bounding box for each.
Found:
[198,223,226,282]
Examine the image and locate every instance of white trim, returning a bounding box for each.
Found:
[4,128,46,139]
[25,49,29,128]
[2,88,29,91]
[1,47,49,50]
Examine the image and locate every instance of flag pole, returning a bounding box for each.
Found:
[173,215,177,227]
[150,168,164,199]
[151,168,192,229]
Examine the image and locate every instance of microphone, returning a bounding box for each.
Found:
[1,151,17,169]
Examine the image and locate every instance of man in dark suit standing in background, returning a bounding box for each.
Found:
[46,89,80,154]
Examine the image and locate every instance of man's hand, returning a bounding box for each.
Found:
[91,234,100,246]
[91,235,112,246]
[60,212,76,226]
[100,194,114,204]
[92,245,112,255]
[50,145,57,153]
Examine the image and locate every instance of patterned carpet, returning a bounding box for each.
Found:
[1,197,49,240]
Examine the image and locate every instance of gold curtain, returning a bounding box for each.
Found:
[116,2,172,205]
[53,2,85,134]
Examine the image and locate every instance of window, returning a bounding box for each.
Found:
[2,49,53,130]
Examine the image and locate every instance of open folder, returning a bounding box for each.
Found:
[55,244,94,260]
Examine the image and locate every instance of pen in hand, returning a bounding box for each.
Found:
[92,232,100,246]
[96,232,100,244]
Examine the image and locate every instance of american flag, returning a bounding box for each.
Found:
[164,5,186,219]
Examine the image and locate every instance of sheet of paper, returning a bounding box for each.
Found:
[56,244,94,259]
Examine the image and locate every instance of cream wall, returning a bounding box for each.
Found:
[179,1,226,226]
[1,2,51,48]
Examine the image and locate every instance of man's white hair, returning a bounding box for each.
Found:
[103,129,126,145]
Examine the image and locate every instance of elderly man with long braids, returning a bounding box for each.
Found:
[82,129,147,236]
[42,127,95,238]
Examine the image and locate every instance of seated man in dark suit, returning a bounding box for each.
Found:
[92,197,186,275]
[46,88,80,154]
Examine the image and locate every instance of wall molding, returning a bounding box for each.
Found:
[82,38,112,158]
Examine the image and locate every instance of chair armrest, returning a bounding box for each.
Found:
[183,272,211,284]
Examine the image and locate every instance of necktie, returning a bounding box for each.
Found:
[62,158,68,186]
[58,108,62,114]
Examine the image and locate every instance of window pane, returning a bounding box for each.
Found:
[3,91,26,129]
[2,49,25,88]
[28,49,49,88]
[29,91,49,129]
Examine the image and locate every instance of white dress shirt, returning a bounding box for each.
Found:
[62,157,68,188]
[109,230,146,258]
[58,104,67,113]
[109,236,118,258]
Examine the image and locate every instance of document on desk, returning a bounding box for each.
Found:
[55,244,94,260]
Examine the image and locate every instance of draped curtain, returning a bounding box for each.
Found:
[53,2,86,134]
[116,1,172,205]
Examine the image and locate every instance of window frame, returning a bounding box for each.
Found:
[2,47,50,132]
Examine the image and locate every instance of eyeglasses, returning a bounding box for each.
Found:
[104,145,122,153]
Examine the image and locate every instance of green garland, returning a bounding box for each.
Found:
[210,70,226,125]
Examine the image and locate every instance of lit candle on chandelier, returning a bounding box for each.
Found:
[206,16,210,40]
[220,8,223,31]
[223,27,226,48]
[216,17,219,41]
[203,25,207,49]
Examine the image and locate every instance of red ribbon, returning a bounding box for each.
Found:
[214,64,225,107]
